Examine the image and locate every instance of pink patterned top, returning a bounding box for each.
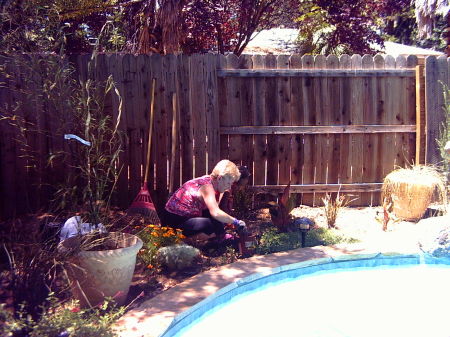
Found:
[165,175,219,217]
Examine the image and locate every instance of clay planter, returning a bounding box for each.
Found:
[59,232,143,308]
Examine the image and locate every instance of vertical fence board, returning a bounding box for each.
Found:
[265,55,278,186]
[239,55,254,174]
[406,56,419,166]
[123,55,141,202]
[361,54,376,205]
[151,54,168,209]
[395,55,408,170]
[347,55,364,206]
[134,54,149,193]
[338,55,353,204]
[226,54,241,166]
[252,55,267,186]
[326,55,341,201]
[190,55,207,177]
[382,55,398,180]
[373,54,386,205]
[312,55,327,206]
[300,55,315,205]
[289,55,304,203]
[277,55,291,186]
[164,54,178,191]
[177,54,194,182]
[205,54,220,172]
[218,55,230,162]
[107,54,129,207]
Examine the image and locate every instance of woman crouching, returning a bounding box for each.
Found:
[161,160,247,242]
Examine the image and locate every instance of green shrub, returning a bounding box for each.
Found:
[256,227,301,254]
[156,244,200,271]
[256,226,358,255]
[305,227,359,246]
[1,294,124,337]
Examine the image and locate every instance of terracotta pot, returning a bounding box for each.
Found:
[59,232,143,307]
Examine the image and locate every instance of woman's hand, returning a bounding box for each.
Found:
[233,219,247,233]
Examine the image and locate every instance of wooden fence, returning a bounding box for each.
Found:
[0,53,448,219]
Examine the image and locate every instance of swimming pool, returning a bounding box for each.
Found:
[160,253,450,337]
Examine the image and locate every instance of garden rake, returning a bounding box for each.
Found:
[127,78,161,224]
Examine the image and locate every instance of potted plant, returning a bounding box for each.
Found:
[57,59,142,308]
[382,165,447,221]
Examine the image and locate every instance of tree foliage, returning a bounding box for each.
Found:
[296,0,410,55]
[0,0,127,53]
[381,6,447,52]
[2,0,434,56]
[0,0,299,55]
[180,0,298,55]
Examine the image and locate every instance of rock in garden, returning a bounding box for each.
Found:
[418,215,450,257]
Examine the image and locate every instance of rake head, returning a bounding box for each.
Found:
[127,184,161,224]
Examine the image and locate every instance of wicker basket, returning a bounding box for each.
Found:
[392,191,431,221]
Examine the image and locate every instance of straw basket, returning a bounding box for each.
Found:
[390,185,434,221]
[382,166,446,222]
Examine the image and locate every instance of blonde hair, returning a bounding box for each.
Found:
[210,160,240,182]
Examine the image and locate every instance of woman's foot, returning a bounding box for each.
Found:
[184,233,216,246]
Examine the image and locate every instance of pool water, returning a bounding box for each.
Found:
[161,255,450,337]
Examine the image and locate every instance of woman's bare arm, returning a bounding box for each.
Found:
[200,184,236,224]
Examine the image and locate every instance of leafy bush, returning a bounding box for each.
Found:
[156,244,200,271]
[256,226,358,255]
[137,224,185,268]
[305,227,359,246]
[256,227,301,255]
[1,294,124,337]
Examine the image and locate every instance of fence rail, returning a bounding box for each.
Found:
[221,125,416,134]
[217,69,417,77]
[0,53,448,219]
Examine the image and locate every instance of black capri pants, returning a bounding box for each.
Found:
[160,208,226,237]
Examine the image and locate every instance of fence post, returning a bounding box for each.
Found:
[424,56,448,165]
[415,62,426,164]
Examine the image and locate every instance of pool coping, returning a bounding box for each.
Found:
[163,253,428,337]
[115,238,425,337]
